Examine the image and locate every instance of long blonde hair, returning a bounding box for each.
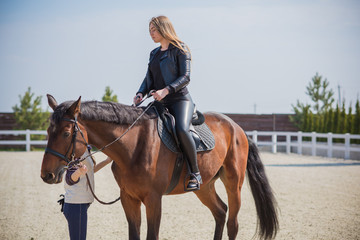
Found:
[149,16,189,53]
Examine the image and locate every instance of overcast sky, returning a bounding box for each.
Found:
[1,0,359,114]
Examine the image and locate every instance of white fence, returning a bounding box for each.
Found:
[0,130,47,152]
[247,131,360,160]
[1,130,360,160]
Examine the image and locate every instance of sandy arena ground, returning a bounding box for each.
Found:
[0,151,359,240]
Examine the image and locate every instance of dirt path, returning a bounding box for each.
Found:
[0,152,359,239]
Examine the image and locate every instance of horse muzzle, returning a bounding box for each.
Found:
[41,168,65,184]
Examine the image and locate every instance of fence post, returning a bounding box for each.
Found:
[345,133,350,160]
[272,133,277,153]
[327,133,333,158]
[286,133,291,154]
[297,131,302,154]
[311,132,316,156]
[26,129,30,152]
[252,130,258,144]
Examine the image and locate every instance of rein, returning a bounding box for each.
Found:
[46,99,155,205]
[78,99,155,164]
[46,100,155,167]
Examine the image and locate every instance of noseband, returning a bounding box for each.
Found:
[45,117,90,167]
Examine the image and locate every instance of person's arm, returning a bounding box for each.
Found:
[94,157,112,173]
[65,164,88,185]
[136,72,149,97]
[168,49,191,93]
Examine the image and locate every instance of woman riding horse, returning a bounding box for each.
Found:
[41,94,278,240]
[133,16,201,191]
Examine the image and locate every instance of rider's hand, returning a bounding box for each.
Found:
[151,88,169,101]
[133,93,143,106]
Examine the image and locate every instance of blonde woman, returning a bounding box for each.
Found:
[133,16,201,191]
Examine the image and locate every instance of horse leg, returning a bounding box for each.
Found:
[120,190,142,240]
[220,164,246,240]
[195,180,228,240]
[221,144,247,240]
[143,193,162,240]
[224,183,242,240]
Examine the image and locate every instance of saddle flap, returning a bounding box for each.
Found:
[162,112,180,147]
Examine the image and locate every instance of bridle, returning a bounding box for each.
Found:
[45,97,156,168]
[45,115,123,205]
[45,99,156,205]
[45,116,90,168]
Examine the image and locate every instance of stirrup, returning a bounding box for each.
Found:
[185,172,202,192]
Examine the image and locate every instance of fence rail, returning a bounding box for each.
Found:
[1,130,360,160]
[0,130,47,151]
[247,131,360,160]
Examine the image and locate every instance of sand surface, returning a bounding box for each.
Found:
[0,151,359,240]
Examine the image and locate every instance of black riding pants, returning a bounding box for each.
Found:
[163,94,199,173]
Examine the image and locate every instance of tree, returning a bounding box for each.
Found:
[333,104,340,133]
[326,108,334,133]
[306,72,334,113]
[338,101,347,133]
[12,87,49,130]
[289,100,311,130]
[347,103,353,134]
[307,111,314,132]
[318,114,325,133]
[102,86,118,102]
[290,73,335,132]
[354,99,360,134]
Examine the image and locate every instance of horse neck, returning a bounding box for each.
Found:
[80,119,142,166]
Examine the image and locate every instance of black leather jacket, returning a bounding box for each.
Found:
[137,43,191,96]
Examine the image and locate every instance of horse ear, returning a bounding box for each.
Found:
[68,96,82,118]
[47,94,58,110]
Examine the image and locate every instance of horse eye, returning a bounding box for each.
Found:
[64,132,71,138]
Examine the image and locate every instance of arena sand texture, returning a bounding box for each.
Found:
[0,152,359,240]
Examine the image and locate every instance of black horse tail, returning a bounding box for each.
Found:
[246,137,279,240]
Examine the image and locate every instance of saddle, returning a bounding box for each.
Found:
[151,102,215,194]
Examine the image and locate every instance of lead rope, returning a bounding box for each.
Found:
[85,172,121,205]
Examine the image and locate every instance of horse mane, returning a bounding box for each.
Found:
[51,101,156,125]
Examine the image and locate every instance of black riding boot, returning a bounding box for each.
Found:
[177,128,202,191]
[166,94,202,191]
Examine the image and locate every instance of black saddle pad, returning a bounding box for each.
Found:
[156,109,215,153]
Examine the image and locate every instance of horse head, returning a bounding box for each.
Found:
[40,94,89,184]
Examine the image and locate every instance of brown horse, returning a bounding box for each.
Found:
[40,95,278,240]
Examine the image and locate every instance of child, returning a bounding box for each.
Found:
[62,154,112,240]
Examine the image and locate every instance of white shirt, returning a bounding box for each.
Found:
[64,152,95,204]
